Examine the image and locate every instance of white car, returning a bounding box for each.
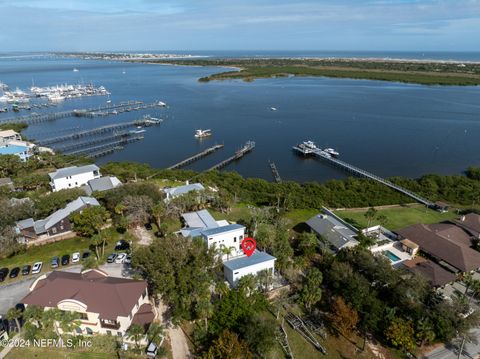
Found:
[72,252,80,263]
[31,262,43,274]
[115,253,127,264]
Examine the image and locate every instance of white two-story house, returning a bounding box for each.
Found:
[49,165,101,192]
[21,269,154,338]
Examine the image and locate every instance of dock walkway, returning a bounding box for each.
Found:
[269,161,282,183]
[206,141,255,171]
[167,144,224,170]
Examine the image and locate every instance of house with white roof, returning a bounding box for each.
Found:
[16,196,99,244]
[164,182,205,202]
[0,129,21,143]
[180,209,244,260]
[49,165,101,192]
[223,251,276,288]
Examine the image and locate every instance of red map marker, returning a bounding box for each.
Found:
[241,237,256,257]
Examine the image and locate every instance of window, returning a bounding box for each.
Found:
[52,227,57,234]
[117,332,122,337]
[75,182,78,185]
[234,237,237,243]
[60,225,64,230]
[79,313,88,320]
[240,235,243,240]
[106,330,112,336]
[85,327,93,335]
[234,272,239,274]
[75,327,82,334]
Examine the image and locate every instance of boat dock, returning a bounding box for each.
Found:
[36,118,161,146]
[269,161,282,183]
[206,141,255,171]
[0,100,164,125]
[66,134,144,157]
[56,131,135,153]
[167,144,224,170]
[293,143,435,208]
[285,312,327,355]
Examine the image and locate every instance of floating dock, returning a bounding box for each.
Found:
[269,161,282,183]
[167,144,224,170]
[206,141,255,171]
[293,142,436,208]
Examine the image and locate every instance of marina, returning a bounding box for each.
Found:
[269,161,282,183]
[207,141,255,171]
[167,144,224,170]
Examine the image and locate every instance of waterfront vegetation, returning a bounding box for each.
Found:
[146,58,480,86]
[2,149,480,358]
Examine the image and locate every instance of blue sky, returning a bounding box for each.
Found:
[0,0,478,51]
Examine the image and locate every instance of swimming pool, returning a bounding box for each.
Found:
[383,250,401,262]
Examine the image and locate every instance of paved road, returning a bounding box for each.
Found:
[0,263,128,315]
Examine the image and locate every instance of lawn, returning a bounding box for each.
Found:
[335,205,458,230]
[210,203,253,223]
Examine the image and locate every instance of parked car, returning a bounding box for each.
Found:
[107,253,117,263]
[81,251,90,260]
[146,341,158,358]
[51,257,59,268]
[124,255,132,264]
[21,265,31,276]
[0,268,9,282]
[9,267,20,279]
[115,253,127,263]
[31,262,42,274]
[115,240,130,251]
[61,254,70,266]
[72,252,80,263]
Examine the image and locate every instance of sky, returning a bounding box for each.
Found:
[0,0,479,52]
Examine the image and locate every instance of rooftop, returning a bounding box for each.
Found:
[181,209,218,230]
[306,212,358,251]
[0,129,19,138]
[49,164,100,180]
[201,223,245,237]
[455,213,480,235]
[164,183,205,198]
[223,251,276,271]
[21,269,147,320]
[83,176,121,195]
[402,257,456,287]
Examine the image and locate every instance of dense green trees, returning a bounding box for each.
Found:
[71,206,110,237]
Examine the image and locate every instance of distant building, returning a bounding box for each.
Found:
[223,251,276,288]
[164,182,205,202]
[306,209,359,252]
[0,129,21,142]
[16,196,99,243]
[49,165,101,192]
[21,269,154,337]
[83,176,122,195]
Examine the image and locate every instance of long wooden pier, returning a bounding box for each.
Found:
[55,132,132,152]
[37,118,160,146]
[167,144,224,170]
[66,135,144,157]
[269,161,282,183]
[206,141,255,171]
[0,100,164,125]
[294,143,436,208]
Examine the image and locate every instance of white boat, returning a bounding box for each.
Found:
[270,107,277,111]
[324,148,340,157]
[293,140,321,155]
[157,101,167,107]
[48,93,65,102]
[73,68,79,72]
[194,129,212,138]
[106,100,112,103]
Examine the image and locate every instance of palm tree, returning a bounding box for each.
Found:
[215,280,230,300]
[24,305,43,329]
[57,311,81,335]
[257,269,273,293]
[220,245,235,260]
[147,323,164,344]
[152,203,166,231]
[6,307,23,332]
[91,233,103,259]
[127,323,144,349]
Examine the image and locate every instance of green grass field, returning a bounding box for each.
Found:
[335,205,458,230]
[6,346,144,359]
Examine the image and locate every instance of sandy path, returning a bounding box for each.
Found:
[132,225,153,246]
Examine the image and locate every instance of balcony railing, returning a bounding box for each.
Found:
[100,320,120,330]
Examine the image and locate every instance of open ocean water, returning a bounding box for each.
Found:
[0,51,479,182]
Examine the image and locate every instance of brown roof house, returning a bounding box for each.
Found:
[402,257,456,287]
[455,213,480,239]
[21,269,155,339]
[397,223,480,273]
